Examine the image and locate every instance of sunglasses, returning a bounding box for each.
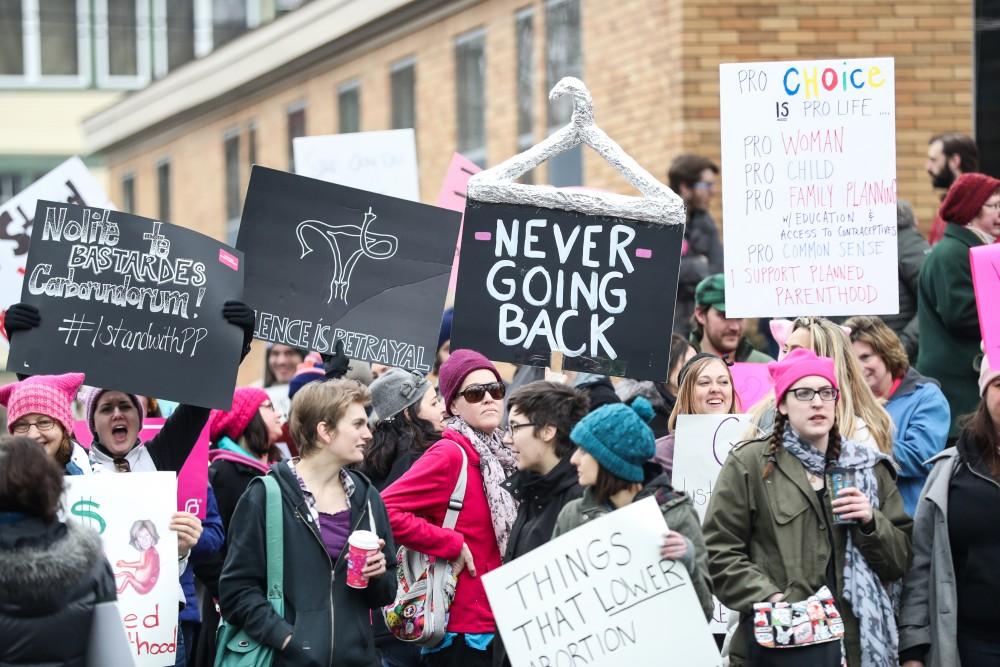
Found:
[458,382,506,403]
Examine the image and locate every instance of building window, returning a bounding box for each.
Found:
[152,0,195,77]
[391,58,416,130]
[247,120,258,167]
[0,173,26,205]
[39,0,81,76]
[0,1,25,76]
[455,29,486,167]
[516,8,535,183]
[121,173,135,214]
[95,0,151,88]
[287,103,306,171]
[157,159,171,222]
[213,0,251,48]
[976,0,999,177]
[338,82,361,134]
[545,0,582,186]
[0,0,91,86]
[224,130,241,244]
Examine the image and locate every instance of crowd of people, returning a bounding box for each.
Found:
[0,132,998,667]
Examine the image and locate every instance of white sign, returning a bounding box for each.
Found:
[0,157,112,353]
[64,472,179,667]
[293,129,420,201]
[719,58,898,317]
[672,413,752,633]
[483,496,721,667]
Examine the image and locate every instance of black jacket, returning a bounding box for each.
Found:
[675,208,724,336]
[0,518,117,667]
[218,463,397,667]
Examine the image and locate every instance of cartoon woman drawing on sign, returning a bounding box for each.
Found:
[115,519,161,595]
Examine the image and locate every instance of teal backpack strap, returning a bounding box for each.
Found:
[262,475,284,617]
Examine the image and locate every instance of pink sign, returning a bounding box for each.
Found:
[731,362,774,411]
[971,244,1000,372]
[435,153,482,294]
[75,418,210,518]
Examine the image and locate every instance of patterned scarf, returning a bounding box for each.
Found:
[781,424,900,667]
[446,416,519,556]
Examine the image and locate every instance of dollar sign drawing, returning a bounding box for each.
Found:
[70,497,106,534]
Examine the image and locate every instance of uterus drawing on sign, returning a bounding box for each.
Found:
[295,206,399,305]
[115,519,161,595]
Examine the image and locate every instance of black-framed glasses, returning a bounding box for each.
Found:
[458,382,505,403]
[790,387,839,402]
[11,417,58,434]
[507,421,534,434]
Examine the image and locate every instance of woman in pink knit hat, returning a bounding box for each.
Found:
[0,372,89,475]
[704,348,912,667]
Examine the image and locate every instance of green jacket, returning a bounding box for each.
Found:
[552,474,714,621]
[703,439,912,667]
[915,224,984,438]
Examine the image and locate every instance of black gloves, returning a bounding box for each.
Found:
[222,301,255,361]
[321,339,350,380]
[3,303,40,340]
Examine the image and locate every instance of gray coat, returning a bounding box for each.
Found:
[898,448,960,667]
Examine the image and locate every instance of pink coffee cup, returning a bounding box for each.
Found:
[346,530,380,589]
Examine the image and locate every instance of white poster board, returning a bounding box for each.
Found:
[63,472,179,667]
[0,157,112,356]
[293,128,420,201]
[482,496,721,667]
[719,58,898,317]
[672,413,752,633]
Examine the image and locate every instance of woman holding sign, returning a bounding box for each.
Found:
[553,396,715,621]
[704,348,912,667]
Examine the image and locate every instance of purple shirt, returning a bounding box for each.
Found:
[317,510,351,562]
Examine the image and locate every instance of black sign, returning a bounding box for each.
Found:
[8,201,245,409]
[452,199,683,381]
[237,167,461,373]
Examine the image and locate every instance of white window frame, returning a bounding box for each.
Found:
[94,0,151,89]
[0,0,91,89]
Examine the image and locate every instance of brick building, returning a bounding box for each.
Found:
[80,0,994,382]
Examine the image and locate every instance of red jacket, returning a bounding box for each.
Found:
[380,429,501,633]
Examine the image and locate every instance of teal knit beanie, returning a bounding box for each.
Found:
[570,396,656,482]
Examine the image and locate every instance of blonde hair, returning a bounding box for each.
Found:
[668,356,741,431]
[290,379,371,457]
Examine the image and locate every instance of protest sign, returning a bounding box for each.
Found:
[672,413,752,633]
[0,157,112,356]
[238,166,461,373]
[64,472,179,667]
[971,243,1000,373]
[75,419,210,519]
[7,201,244,409]
[731,362,774,411]
[436,152,483,294]
[719,58,898,317]
[293,129,419,201]
[483,496,720,667]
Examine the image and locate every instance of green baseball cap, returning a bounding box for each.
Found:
[695,274,726,312]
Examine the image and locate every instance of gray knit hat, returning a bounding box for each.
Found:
[370,368,430,421]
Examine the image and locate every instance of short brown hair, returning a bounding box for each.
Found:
[507,381,589,459]
[845,315,909,379]
[668,154,719,192]
[290,379,371,457]
[590,465,635,504]
[930,132,979,173]
[0,436,65,523]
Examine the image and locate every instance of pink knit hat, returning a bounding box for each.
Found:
[980,353,1000,397]
[768,348,839,403]
[0,372,85,436]
[209,387,270,442]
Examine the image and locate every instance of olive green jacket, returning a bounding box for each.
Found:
[552,474,714,621]
[703,439,912,667]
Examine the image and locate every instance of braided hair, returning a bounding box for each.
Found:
[762,409,843,479]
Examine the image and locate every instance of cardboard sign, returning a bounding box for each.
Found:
[451,199,683,380]
[8,202,245,409]
[293,129,419,201]
[64,472,179,667]
[719,58,898,317]
[731,362,775,411]
[971,244,1000,373]
[238,166,461,373]
[436,153,483,294]
[671,413,752,633]
[482,496,720,667]
[0,157,112,356]
[75,419,210,519]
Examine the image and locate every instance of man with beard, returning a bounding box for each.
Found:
[926,132,979,245]
[669,154,724,336]
[689,274,773,364]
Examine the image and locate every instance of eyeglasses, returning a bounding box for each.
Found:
[507,421,534,434]
[789,387,839,402]
[11,417,58,434]
[458,382,506,403]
